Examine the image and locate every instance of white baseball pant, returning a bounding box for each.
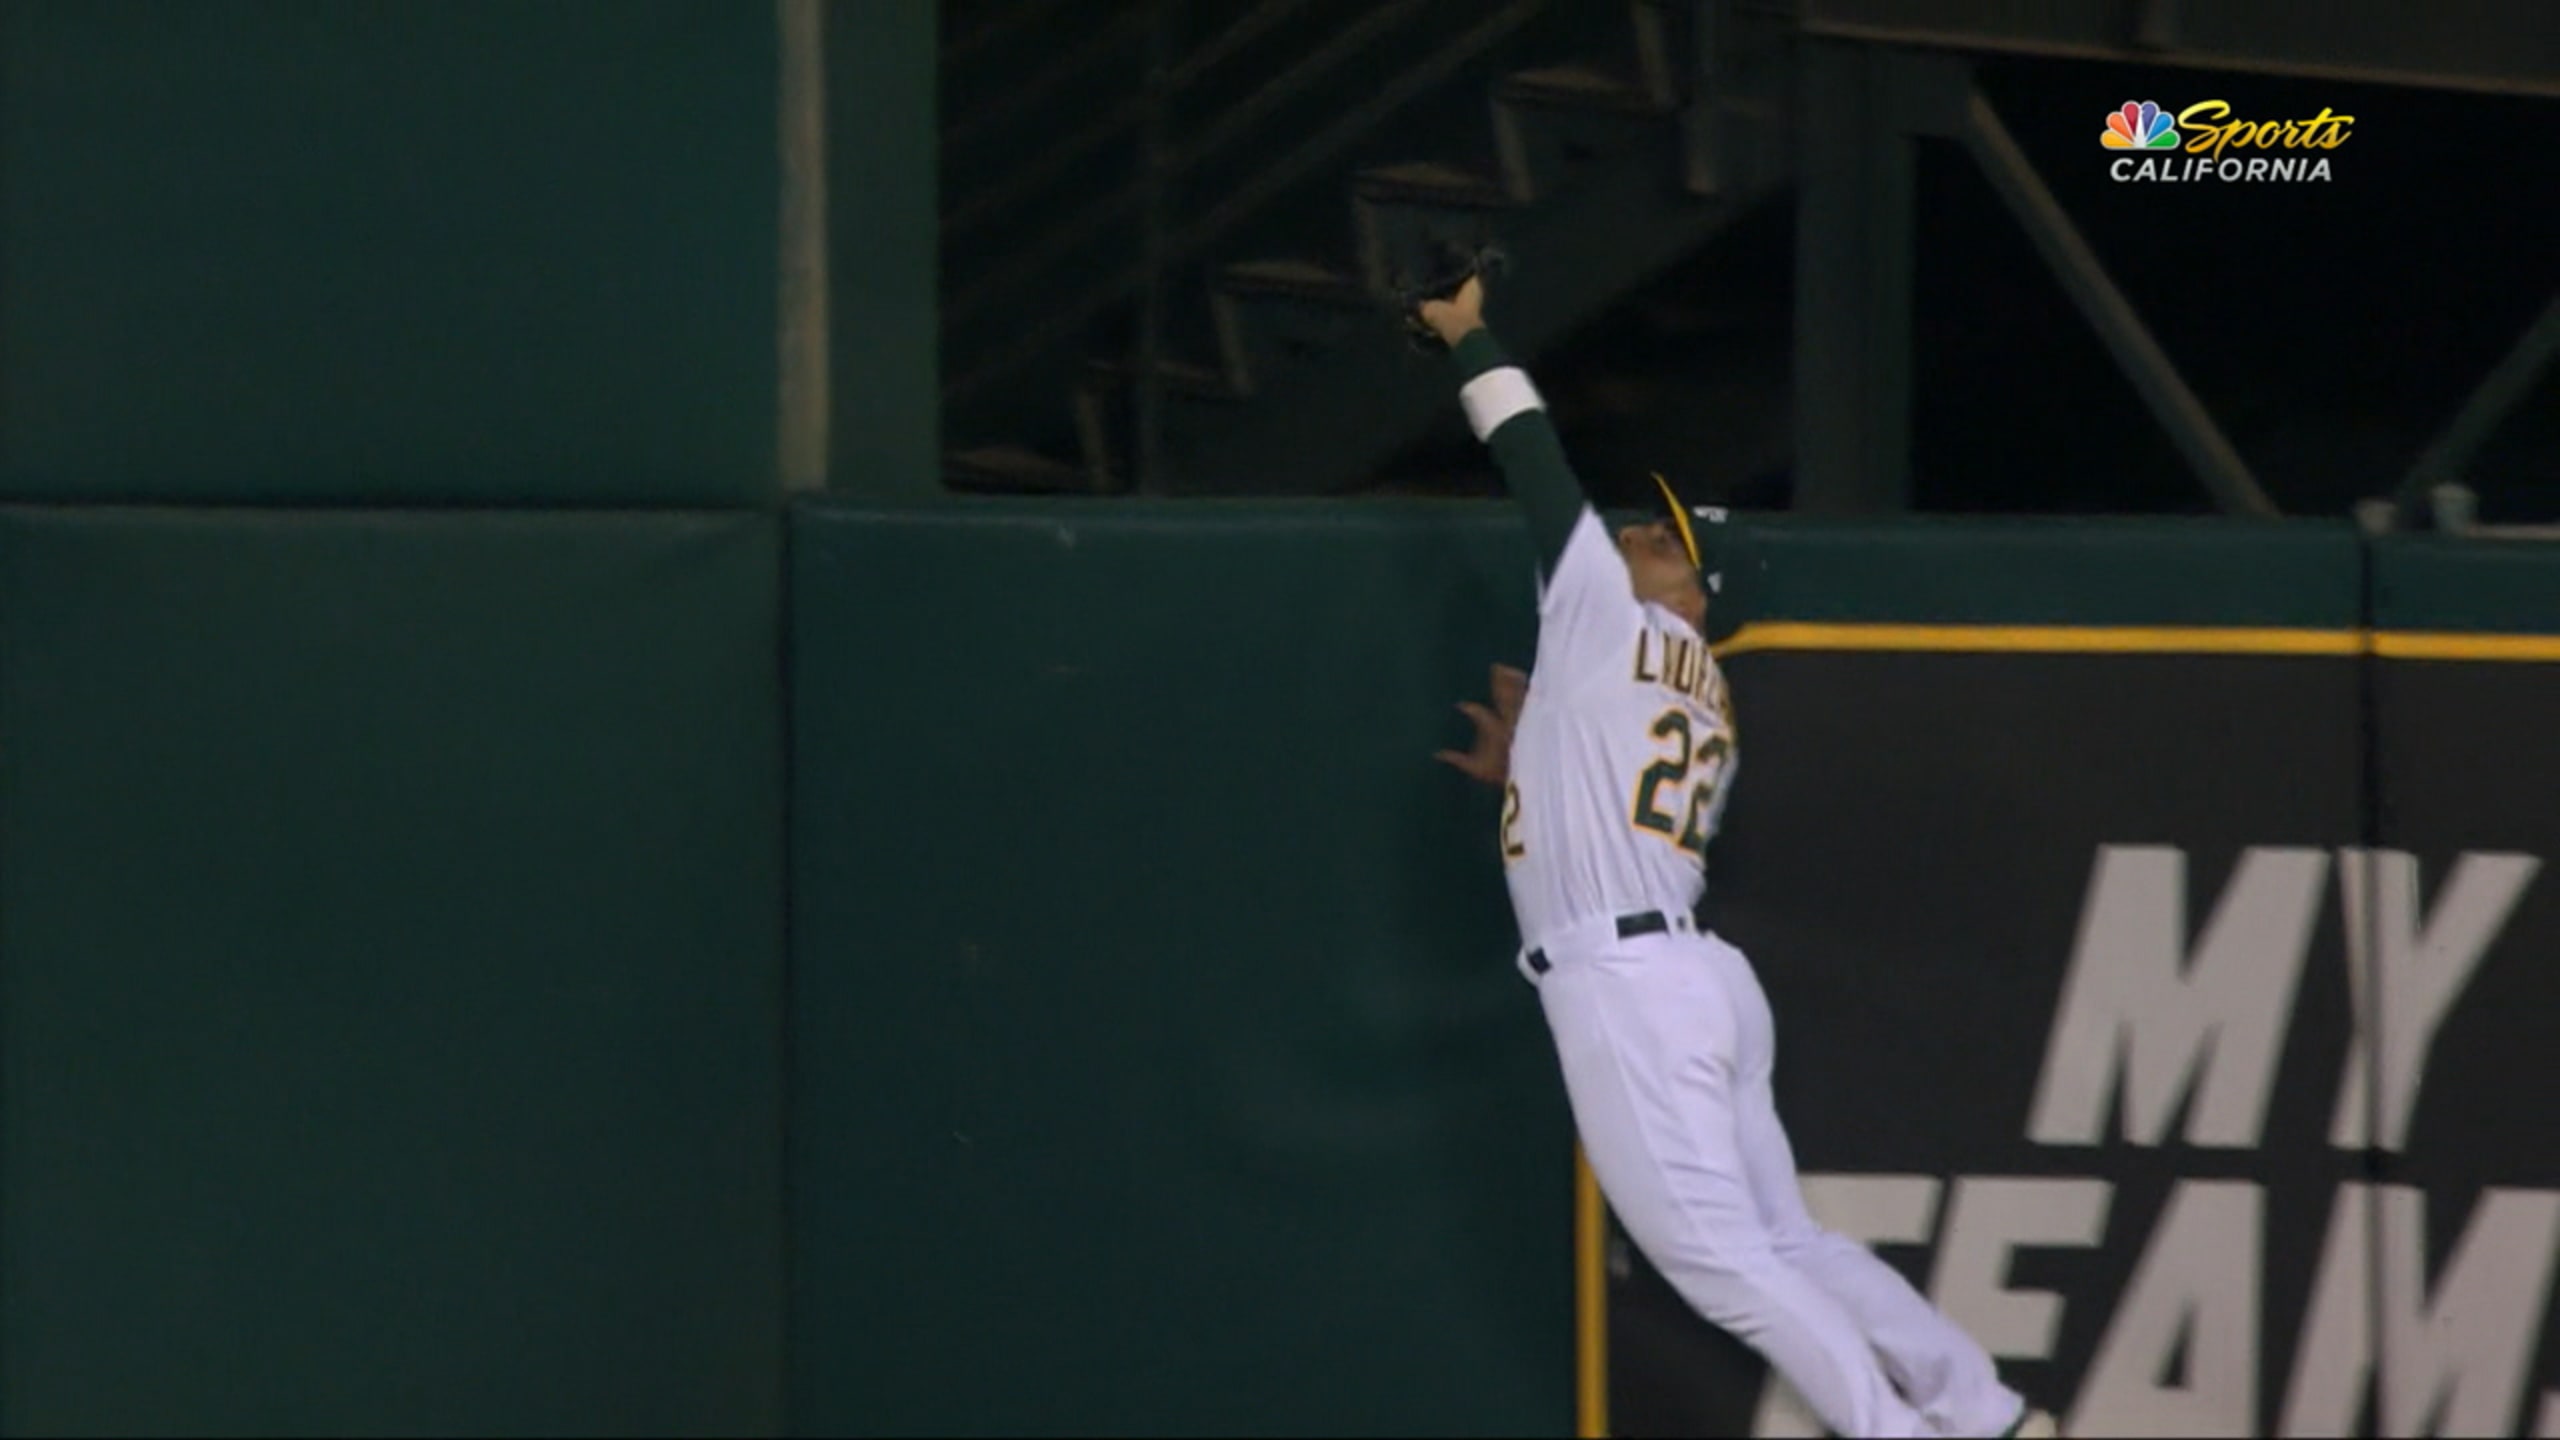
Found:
[1529,922,2024,1440]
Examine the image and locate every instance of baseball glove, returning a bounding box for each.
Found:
[1392,235,1507,353]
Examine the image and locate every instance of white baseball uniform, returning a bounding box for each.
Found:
[1451,329,2029,1440]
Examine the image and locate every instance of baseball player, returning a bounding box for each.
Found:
[1415,274,2057,1440]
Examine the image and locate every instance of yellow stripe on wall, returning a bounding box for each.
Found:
[1715,622,2363,657]
[2372,631,2560,662]
[1715,622,2560,662]
[1576,1146,1607,1440]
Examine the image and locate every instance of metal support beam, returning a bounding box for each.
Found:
[1682,0,1723,196]
[2132,0,2180,50]
[1955,87,2279,516]
[778,0,830,493]
[828,0,939,497]
[2391,290,2560,518]
[1793,41,1916,514]
[1801,0,2560,102]
[1134,0,1175,495]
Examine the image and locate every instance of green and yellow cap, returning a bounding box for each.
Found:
[1649,471,1729,595]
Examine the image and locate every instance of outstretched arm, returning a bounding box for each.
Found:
[1417,278,1588,578]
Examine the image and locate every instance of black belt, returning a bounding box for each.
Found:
[1524,910,1677,976]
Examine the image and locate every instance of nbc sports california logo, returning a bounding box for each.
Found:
[2103,98,2353,182]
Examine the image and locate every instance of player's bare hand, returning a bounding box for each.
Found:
[1434,663,1529,786]
[1487,662,1527,728]
[1416,275,1486,348]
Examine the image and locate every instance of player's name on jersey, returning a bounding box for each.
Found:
[1631,625,1722,711]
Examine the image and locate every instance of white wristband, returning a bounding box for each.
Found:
[1459,367,1543,442]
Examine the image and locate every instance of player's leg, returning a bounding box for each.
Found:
[1710,941,2028,1437]
[1539,950,1932,1440]
[1734,1070,2030,1436]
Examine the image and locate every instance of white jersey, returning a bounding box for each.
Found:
[1501,509,1737,945]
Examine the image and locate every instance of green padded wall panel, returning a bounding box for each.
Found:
[0,508,785,1436]
[789,499,1574,1437]
[1717,515,2367,628]
[0,2,778,504]
[2372,533,2560,635]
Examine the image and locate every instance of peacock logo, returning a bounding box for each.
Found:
[2101,101,2179,150]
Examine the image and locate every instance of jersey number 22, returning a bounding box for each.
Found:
[1631,708,1728,861]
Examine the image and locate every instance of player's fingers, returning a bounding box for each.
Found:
[1432,750,1492,780]
[1456,700,1501,732]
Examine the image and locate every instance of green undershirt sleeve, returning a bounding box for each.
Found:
[1449,328,1587,577]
